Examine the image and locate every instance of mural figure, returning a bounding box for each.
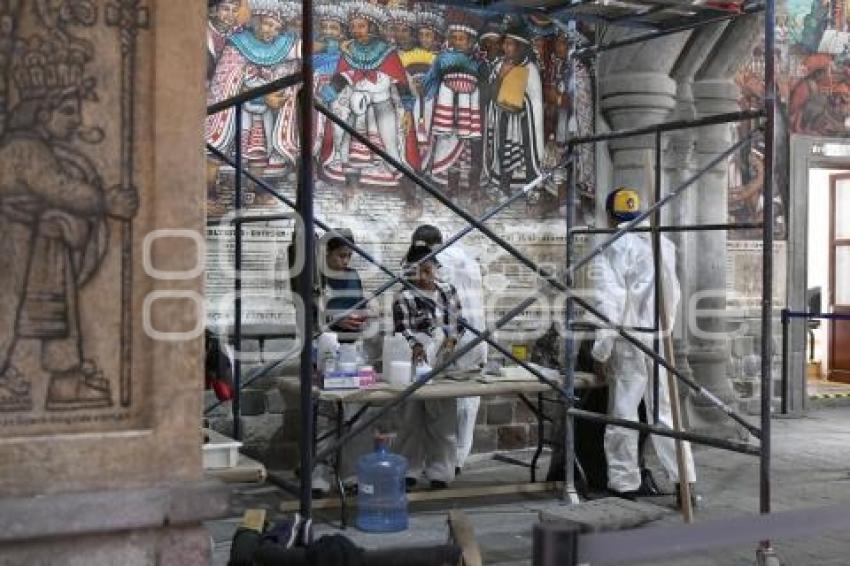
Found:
[318,1,421,190]
[313,2,348,156]
[0,33,139,412]
[207,0,302,176]
[422,8,485,197]
[544,29,572,147]
[477,18,503,67]
[483,16,545,195]
[405,6,444,162]
[207,0,244,83]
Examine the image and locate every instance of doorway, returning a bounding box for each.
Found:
[829,174,850,382]
[806,168,850,394]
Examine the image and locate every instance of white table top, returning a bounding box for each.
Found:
[277,370,601,404]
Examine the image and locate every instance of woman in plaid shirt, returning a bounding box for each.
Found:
[392,242,464,489]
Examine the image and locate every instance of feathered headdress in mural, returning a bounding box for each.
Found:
[445,7,483,38]
[347,1,388,27]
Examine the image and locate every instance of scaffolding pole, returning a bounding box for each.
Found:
[296,0,315,524]
[761,0,776,545]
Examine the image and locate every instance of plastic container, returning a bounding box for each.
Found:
[415,363,433,382]
[358,365,376,387]
[356,436,408,533]
[317,332,340,375]
[338,342,360,365]
[202,428,242,469]
[382,334,411,378]
[387,361,412,386]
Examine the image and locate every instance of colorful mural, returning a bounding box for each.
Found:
[205,0,595,220]
[771,0,850,135]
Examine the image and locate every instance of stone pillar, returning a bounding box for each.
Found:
[667,24,729,418]
[0,1,226,562]
[687,15,762,433]
[598,33,691,201]
[688,78,740,427]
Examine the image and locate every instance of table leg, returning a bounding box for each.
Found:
[335,400,347,529]
[531,392,545,483]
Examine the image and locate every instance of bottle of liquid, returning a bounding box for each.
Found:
[356,434,408,533]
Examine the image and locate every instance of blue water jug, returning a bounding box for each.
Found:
[356,435,408,533]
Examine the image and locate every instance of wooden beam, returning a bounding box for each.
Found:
[279,482,563,513]
[448,510,483,566]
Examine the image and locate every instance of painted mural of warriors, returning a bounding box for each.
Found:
[526,14,560,142]
[405,6,445,161]
[422,8,486,195]
[313,2,348,158]
[207,0,303,176]
[477,18,503,68]
[545,29,573,147]
[0,37,139,411]
[482,16,545,195]
[207,0,244,83]
[525,13,555,69]
[318,1,421,188]
[386,1,417,52]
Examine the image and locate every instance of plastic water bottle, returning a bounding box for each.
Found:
[356,435,408,533]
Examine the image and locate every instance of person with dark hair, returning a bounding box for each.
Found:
[317,228,370,341]
[312,228,376,496]
[408,225,487,475]
[393,241,464,489]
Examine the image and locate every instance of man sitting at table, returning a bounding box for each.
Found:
[311,228,376,497]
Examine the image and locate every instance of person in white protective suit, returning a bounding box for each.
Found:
[393,242,465,489]
[408,225,488,474]
[591,188,697,504]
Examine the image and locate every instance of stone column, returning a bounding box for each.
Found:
[688,14,762,433]
[598,33,691,202]
[687,78,740,428]
[667,24,729,420]
[0,1,226,562]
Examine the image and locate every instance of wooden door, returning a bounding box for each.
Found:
[829,173,850,382]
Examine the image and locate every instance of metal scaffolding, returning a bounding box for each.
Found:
[204,0,776,552]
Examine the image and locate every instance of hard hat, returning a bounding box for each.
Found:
[606,187,641,221]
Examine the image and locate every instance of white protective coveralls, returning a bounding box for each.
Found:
[437,245,488,468]
[590,224,696,492]
[396,330,460,484]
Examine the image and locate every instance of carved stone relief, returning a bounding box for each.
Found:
[0,0,149,435]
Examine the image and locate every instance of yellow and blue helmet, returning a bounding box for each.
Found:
[605,187,641,221]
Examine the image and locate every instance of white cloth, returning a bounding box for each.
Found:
[437,245,487,467]
[590,225,695,492]
[396,331,459,483]
[396,397,458,483]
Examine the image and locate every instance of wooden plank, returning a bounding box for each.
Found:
[448,510,483,566]
[278,482,563,513]
[241,509,267,533]
[206,454,267,484]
